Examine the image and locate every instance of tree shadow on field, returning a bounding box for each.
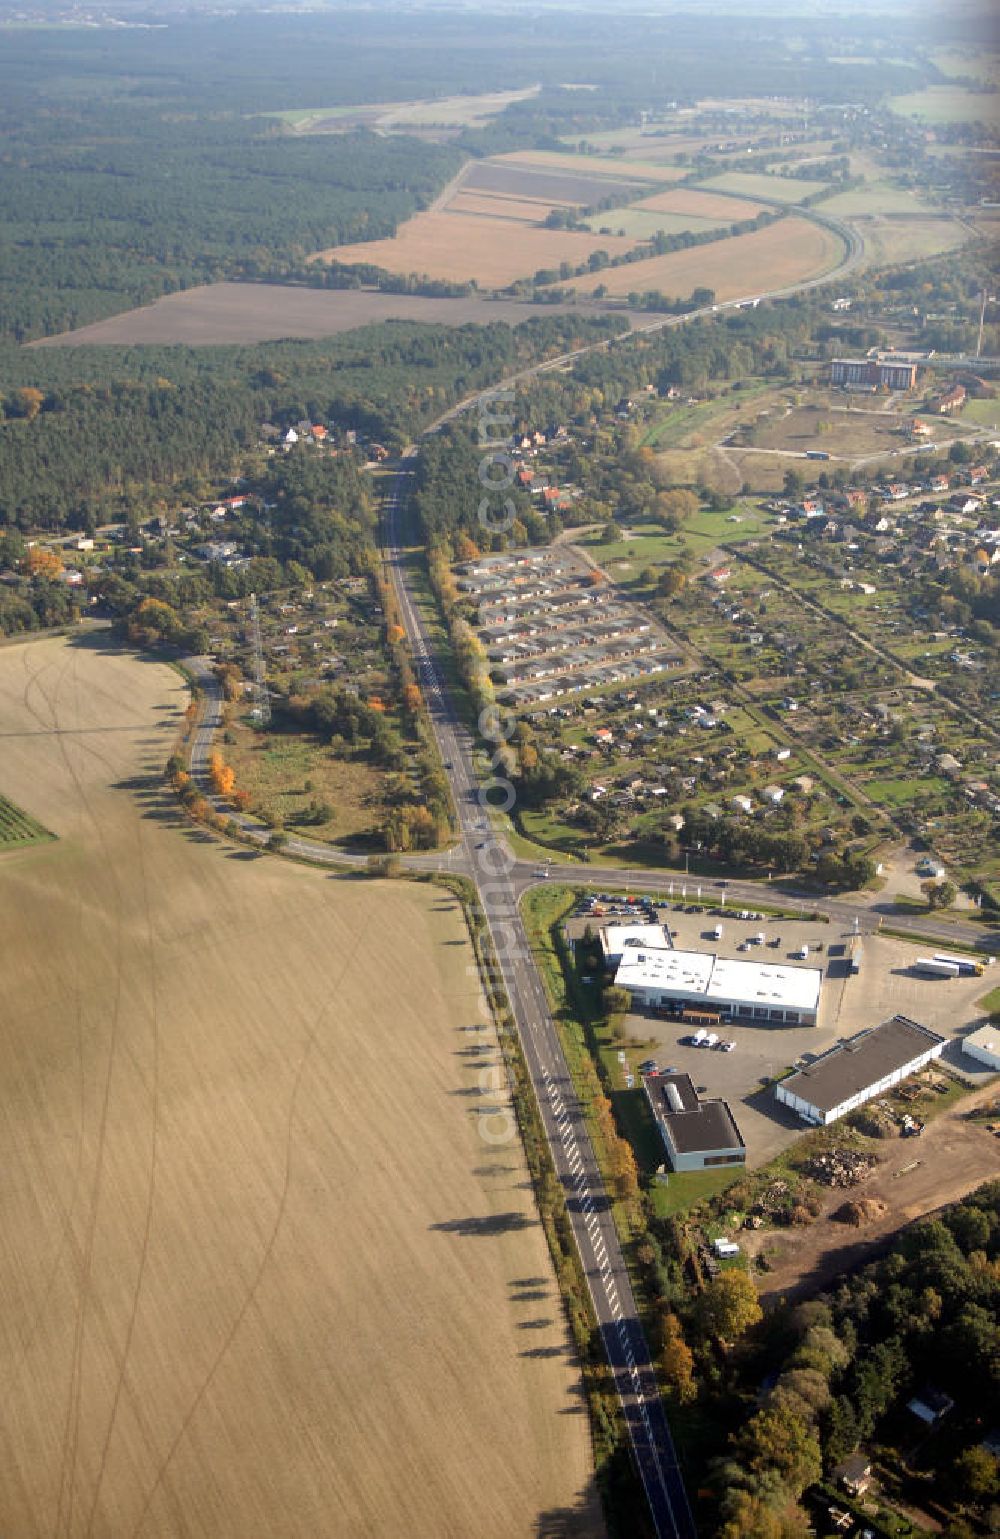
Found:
[535,1474,610,1537]
[430,1212,536,1238]
[110,772,188,829]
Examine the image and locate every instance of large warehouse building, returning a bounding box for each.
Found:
[615,946,822,1026]
[776,1014,946,1126]
[643,1072,746,1172]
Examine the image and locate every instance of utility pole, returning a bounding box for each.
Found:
[248,592,270,727]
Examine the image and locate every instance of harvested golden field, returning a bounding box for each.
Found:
[445,191,561,222]
[634,188,766,221]
[316,209,640,286]
[557,217,843,300]
[0,636,600,1539]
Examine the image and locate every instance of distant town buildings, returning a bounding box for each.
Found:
[830,357,918,391]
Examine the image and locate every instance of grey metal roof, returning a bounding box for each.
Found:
[781,1015,946,1113]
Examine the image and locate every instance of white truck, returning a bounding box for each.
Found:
[916,957,961,978]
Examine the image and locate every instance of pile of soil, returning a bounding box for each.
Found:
[831,1196,889,1227]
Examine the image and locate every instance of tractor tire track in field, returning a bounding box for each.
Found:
[126,915,370,1539]
[13,645,157,1539]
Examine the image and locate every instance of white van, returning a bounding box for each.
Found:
[713,924,723,941]
[704,1032,719,1048]
[796,944,809,960]
[692,1028,708,1045]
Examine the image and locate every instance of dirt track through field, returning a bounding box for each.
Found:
[0,636,601,1539]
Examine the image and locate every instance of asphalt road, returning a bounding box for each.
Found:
[381,472,699,1539]
[178,221,994,1538]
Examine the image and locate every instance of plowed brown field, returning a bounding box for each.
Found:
[0,636,601,1539]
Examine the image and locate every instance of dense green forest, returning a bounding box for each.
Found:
[0,119,462,342]
[704,1184,1000,1538]
[0,9,937,341]
[0,314,626,529]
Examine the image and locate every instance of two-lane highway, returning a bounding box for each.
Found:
[382,474,697,1539]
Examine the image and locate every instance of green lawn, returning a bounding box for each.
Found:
[584,209,725,239]
[696,171,830,204]
[960,398,1000,429]
[577,504,777,577]
[650,1167,746,1217]
[0,793,53,849]
[888,84,1000,124]
[865,775,951,806]
[978,985,1000,1016]
[822,182,939,216]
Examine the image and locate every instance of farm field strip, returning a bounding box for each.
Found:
[445,191,564,221]
[316,210,642,287]
[0,792,52,848]
[495,150,687,184]
[582,208,725,239]
[460,159,642,207]
[0,636,599,1539]
[553,216,844,299]
[695,170,831,203]
[33,283,623,348]
[633,188,767,221]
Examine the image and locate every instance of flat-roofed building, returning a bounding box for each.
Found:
[831,357,918,391]
[599,923,671,968]
[615,947,822,1026]
[776,1014,946,1126]
[962,1024,1000,1072]
[644,1072,746,1172]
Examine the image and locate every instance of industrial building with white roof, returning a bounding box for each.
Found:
[615,946,823,1026]
[599,923,670,967]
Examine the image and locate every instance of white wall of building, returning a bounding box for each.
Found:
[962,1032,1000,1072]
[777,1040,945,1125]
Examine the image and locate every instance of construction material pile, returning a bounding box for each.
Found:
[803,1148,878,1188]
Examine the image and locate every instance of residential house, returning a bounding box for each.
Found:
[928,383,966,414]
[833,1454,872,1497]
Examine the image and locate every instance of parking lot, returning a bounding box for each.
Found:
[566,897,996,1168]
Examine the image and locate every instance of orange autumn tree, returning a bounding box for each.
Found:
[27,546,63,579]
[207,750,236,798]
